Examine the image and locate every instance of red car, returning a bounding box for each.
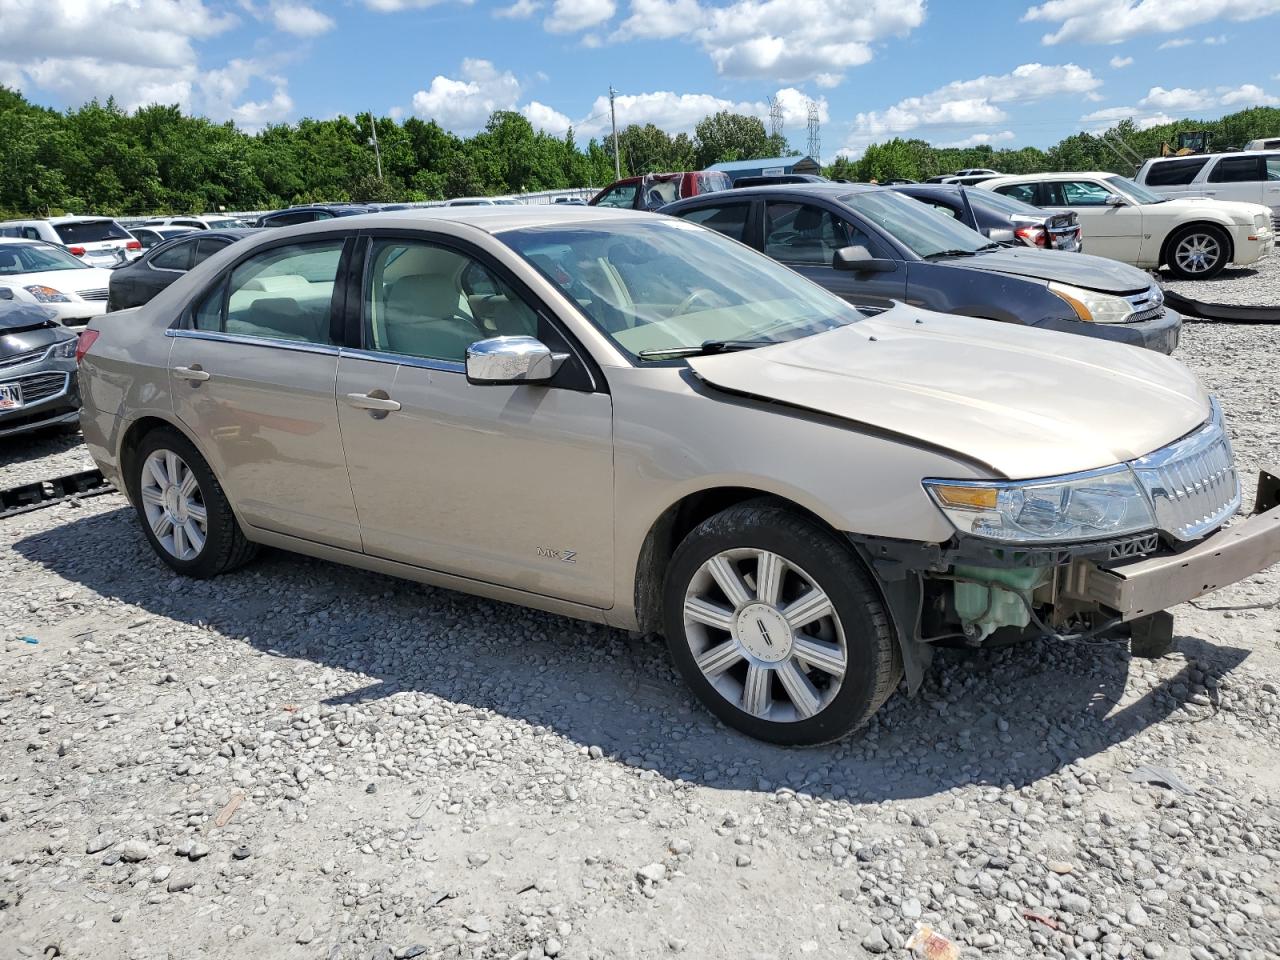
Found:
[589,171,732,211]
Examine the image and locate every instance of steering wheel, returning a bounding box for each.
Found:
[674,288,718,317]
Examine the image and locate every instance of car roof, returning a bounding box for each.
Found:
[47,215,118,224]
[889,183,964,196]
[167,228,260,239]
[259,204,656,237]
[980,172,1118,186]
[0,237,54,245]
[666,183,880,207]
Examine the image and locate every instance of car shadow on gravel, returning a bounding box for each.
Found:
[15,504,1251,804]
[0,428,82,471]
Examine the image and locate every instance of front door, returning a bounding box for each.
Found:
[762,200,905,312]
[335,235,615,607]
[1048,179,1144,264]
[169,235,361,549]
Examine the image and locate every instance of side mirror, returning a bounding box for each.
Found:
[466,336,567,386]
[833,245,897,273]
[1104,194,1128,207]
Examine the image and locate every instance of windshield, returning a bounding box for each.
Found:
[53,220,131,244]
[1105,176,1166,205]
[841,190,992,258]
[968,189,1043,217]
[500,219,863,359]
[203,218,243,229]
[0,242,91,274]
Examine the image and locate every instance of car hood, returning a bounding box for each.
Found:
[0,302,60,334]
[948,247,1153,293]
[1146,197,1272,221]
[0,268,114,296]
[688,305,1208,479]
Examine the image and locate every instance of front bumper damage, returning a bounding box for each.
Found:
[854,468,1280,693]
[1060,469,1280,620]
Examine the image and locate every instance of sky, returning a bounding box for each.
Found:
[1,0,1279,161]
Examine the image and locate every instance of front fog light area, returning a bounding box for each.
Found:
[925,468,1155,543]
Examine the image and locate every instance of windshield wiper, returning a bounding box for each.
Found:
[922,248,981,260]
[637,340,768,360]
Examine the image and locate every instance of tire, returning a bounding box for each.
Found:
[662,501,903,745]
[1164,224,1230,280]
[126,426,257,578]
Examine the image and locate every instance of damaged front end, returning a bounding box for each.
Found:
[853,466,1280,695]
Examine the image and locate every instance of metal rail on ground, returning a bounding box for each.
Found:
[0,469,116,519]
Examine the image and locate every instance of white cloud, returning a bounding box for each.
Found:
[1157,37,1193,49]
[495,0,541,16]
[611,0,701,39]
[362,0,471,10]
[1140,85,1213,110]
[199,57,295,129]
[847,62,1101,148]
[1081,106,1175,130]
[522,100,573,133]
[544,0,615,32]
[411,58,522,131]
[938,130,1015,148]
[1023,0,1280,45]
[1109,55,1133,67]
[270,2,335,35]
[573,86,826,138]
[1219,83,1279,106]
[1203,34,1228,44]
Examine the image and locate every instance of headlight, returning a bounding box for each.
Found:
[24,285,72,303]
[1254,213,1269,232]
[924,467,1155,543]
[1048,281,1134,324]
[49,338,78,359]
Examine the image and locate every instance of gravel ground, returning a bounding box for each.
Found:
[2,325,1279,960]
[0,427,95,489]
[1162,253,1280,307]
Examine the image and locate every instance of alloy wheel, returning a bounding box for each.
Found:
[1173,232,1222,275]
[682,548,847,723]
[140,449,208,561]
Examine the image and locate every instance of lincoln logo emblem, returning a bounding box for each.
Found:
[756,618,774,647]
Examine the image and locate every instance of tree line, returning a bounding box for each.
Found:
[2,84,1277,218]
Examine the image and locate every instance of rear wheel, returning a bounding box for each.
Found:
[1165,224,1229,279]
[127,427,256,578]
[662,502,902,745]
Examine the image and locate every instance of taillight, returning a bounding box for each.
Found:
[1014,225,1047,248]
[68,245,87,257]
[75,329,100,365]
[126,240,142,251]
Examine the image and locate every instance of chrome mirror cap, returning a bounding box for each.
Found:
[466,336,566,385]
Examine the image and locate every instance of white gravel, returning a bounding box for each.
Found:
[1,326,1279,960]
[1162,252,1280,307]
[0,426,95,489]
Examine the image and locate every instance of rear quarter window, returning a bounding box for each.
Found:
[1143,158,1210,186]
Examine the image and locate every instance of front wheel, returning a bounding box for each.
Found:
[662,502,902,745]
[127,427,257,578]
[1165,225,1229,280]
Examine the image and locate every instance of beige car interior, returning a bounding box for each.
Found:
[368,242,538,361]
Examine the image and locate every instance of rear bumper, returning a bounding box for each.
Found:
[1040,307,1182,355]
[1064,468,1280,621]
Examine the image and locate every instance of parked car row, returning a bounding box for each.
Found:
[72,204,1280,745]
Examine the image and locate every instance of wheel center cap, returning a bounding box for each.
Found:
[734,602,794,663]
[163,486,185,521]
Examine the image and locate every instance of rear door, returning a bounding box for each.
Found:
[762,200,905,313]
[120,237,197,309]
[1204,154,1267,207]
[168,233,361,549]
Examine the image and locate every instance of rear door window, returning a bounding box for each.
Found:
[994,182,1040,205]
[677,203,753,242]
[593,183,639,208]
[1144,157,1210,186]
[192,236,232,267]
[150,239,195,271]
[1209,156,1265,183]
[53,220,131,243]
[194,240,344,344]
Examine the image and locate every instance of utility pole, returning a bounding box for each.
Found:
[806,100,821,161]
[609,86,621,180]
[767,96,784,140]
[368,110,383,181]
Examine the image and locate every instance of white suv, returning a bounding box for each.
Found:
[1135,152,1280,229]
[141,215,248,230]
[978,172,1274,279]
[0,216,141,267]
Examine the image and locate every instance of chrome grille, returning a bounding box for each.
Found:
[1123,286,1165,324]
[0,348,46,370]
[76,288,109,301]
[3,372,69,405]
[1130,407,1240,541]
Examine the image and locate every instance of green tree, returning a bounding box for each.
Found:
[693,112,784,168]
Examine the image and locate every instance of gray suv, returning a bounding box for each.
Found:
[662,184,1180,354]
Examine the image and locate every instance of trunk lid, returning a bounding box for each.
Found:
[687,306,1207,479]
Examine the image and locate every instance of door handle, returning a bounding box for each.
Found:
[344,392,401,412]
[173,366,210,382]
